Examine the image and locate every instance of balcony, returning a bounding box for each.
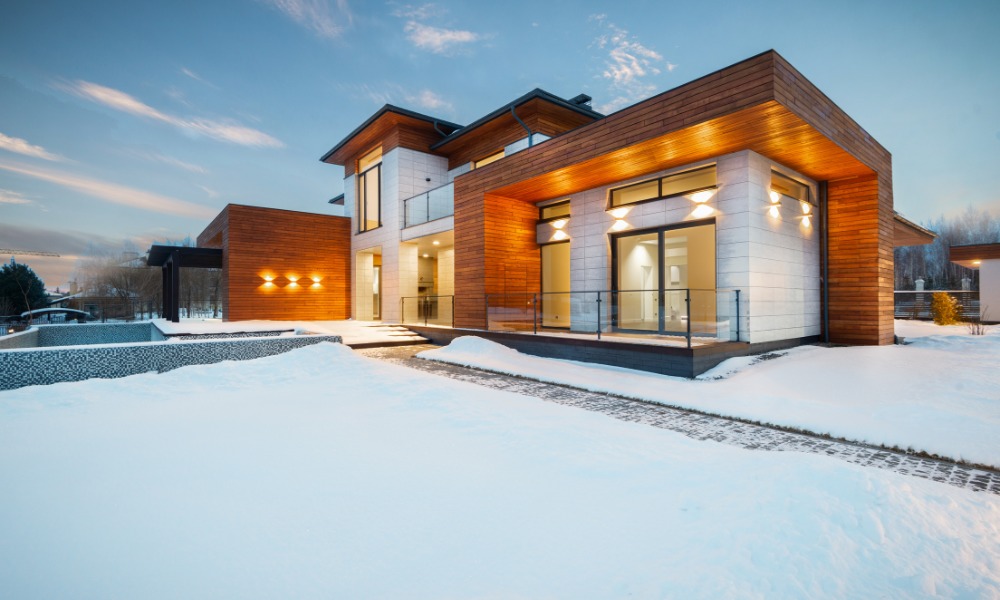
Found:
[402,182,453,229]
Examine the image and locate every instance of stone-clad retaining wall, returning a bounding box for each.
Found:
[0,329,39,350]
[37,322,155,346]
[0,334,341,391]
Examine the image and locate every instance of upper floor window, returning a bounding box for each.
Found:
[770,171,810,203]
[473,149,505,169]
[357,147,382,232]
[539,200,571,221]
[609,165,717,208]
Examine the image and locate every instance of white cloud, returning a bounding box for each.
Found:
[591,18,674,114]
[407,89,452,112]
[179,67,219,89]
[0,188,32,205]
[260,0,352,39]
[197,185,220,199]
[136,152,209,174]
[338,83,453,113]
[391,3,440,20]
[404,21,479,54]
[59,80,284,149]
[0,160,217,220]
[0,132,64,162]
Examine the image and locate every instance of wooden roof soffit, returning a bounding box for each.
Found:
[320,107,462,166]
[893,213,936,247]
[950,243,1000,269]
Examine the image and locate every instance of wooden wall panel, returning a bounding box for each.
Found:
[202,205,352,322]
[826,175,894,345]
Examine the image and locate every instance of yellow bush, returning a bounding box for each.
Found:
[931,292,960,325]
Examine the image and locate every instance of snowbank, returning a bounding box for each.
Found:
[1,342,997,598]
[420,322,1000,467]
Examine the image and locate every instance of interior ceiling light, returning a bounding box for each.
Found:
[432,240,440,245]
[422,253,430,258]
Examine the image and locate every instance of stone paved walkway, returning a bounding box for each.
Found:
[358,344,1000,495]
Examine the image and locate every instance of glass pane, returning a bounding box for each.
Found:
[358,146,382,172]
[364,165,380,230]
[771,171,809,202]
[610,180,659,207]
[474,150,504,169]
[661,166,716,197]
[616,232,659,331]
[541,243,571,328]
[540,202,571,220]
[663,224,715,334]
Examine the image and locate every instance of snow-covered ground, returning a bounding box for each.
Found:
[153,318,424,345]
[1,342,998,598]
[420,320,1000,468]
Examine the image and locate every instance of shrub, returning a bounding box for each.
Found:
[967,307,990,335]
[931,292,959,325]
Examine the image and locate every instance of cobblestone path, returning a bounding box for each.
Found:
[358,344,1000,495]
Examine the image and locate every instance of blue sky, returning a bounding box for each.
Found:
[1,0,998,289]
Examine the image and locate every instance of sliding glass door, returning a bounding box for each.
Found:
[613,221,715,334]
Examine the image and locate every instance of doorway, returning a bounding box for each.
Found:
[613,221,716,334]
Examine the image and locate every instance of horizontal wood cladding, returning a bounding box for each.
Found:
[455,194,539,328]
[209,205,351,322]
[442,98,599,170]
[826,175,895,345]
[327,113,449,174]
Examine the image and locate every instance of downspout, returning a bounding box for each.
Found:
[432,120,448,138]
[510,105,534,147]
[819,181,830,343]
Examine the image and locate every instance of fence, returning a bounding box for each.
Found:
[484,289,741,348]
[400,295,454,327]
[402,182,454,228]
[894,290,979,320]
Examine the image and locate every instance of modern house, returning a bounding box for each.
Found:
[153,50,933,375]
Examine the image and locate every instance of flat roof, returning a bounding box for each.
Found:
[950,243,1000,269]
[893,213,937,247]
[146,245,223,268]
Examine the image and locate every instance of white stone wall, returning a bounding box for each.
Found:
[980,260,1000,321]
[562,150,820,344]
[348,147,450,322]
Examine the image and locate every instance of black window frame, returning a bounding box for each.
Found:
[538,200,571,223]
[356,162,382,234]
[607,165,718,210]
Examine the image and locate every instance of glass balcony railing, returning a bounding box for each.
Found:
[484,289,742,348]
[403,182,454,228]
[401,295,454,327]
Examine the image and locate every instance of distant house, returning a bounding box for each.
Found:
[156,50,934,375]
[950,244,1000,322]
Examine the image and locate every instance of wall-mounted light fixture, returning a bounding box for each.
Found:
[767,188,782,219]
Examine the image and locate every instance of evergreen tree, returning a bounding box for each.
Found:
[0,262,47,316]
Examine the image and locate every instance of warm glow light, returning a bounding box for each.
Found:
[691,204,714,219]
[801,215,811,228]
[973,260,982,265]
[551,230,568,241]
[263,275,274,282]
[609,207,630,219]
[422,253,430,258]
[690,190,715,204]
[551,218,568,230]
[611,219,629,231]
[800,201,812,215]
[287,275,299,283]
[263,282,274,288]
[769,190,781,204]
[312,276,322,283]
[432,240,440,246]
[769,204,781,219]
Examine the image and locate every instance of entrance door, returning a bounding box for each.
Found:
[614,222,715,334]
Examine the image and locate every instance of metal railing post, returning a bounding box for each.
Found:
[399,298,404,325]
[423,297,428,326]
[735,289,741,341]
[596,291,602,340]
[451,295,455,328]
[484,295,490,331]
[685,289,692,348]
[532,294,538,334]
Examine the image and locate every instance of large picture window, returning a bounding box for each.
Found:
[609,165,717,208]
[357,147,382,232]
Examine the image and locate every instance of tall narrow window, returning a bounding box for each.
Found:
[357,147,382,232]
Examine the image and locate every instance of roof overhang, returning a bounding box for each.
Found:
[893,213,936,247]
[430,89,603,153]
[950,243,1000,269]
[146,245,223,268]
[320,105,462,166]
